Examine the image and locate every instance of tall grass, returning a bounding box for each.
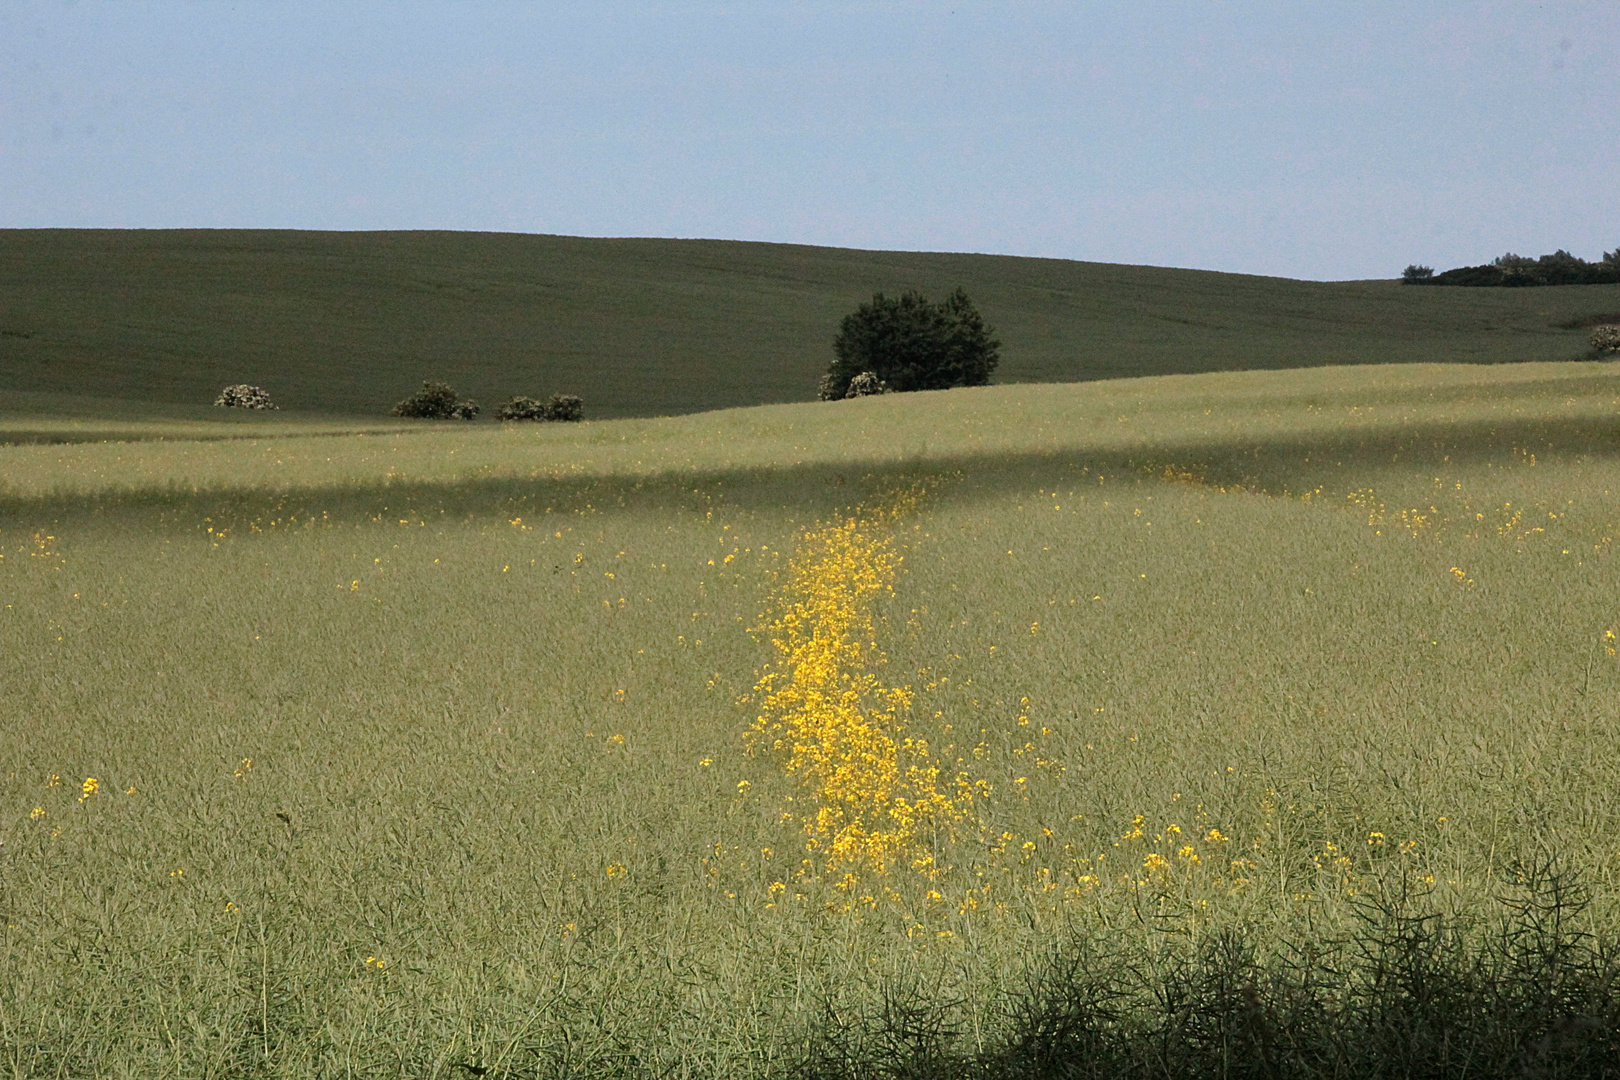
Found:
[2,363,1618,1076]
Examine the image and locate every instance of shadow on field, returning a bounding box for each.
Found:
[0,424,401,447]
[5,411,1616,529]
[780,867,1620,1079]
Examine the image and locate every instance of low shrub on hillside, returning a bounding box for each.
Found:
[495,396,546,421]
[1593,325,1620,357]
[392,381,479,420]
[213,384,278,410]
[544,393,584,421]
[844,371,888,398]
[496,393,584,421]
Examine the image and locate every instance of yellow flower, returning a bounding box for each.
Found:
[747,491,971,879]
[1142,853,1169,872]
[29,806,44,821]
[79,777,98,801]
[1205,828,1227,843]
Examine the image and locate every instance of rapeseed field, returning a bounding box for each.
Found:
[2,361,1619,1077]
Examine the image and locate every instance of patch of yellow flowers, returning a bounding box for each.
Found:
[750,493,975,877]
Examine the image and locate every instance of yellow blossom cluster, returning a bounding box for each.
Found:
[750,495,973,876]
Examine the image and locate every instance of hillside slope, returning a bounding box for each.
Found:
[1,229,1615,419]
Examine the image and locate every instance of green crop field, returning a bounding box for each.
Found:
[4,357,1619,1077]
[3,229,1618,421]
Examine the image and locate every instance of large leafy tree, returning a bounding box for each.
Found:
[822,288,1000,399]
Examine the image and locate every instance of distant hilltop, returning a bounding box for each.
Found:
[1,229,1615,419]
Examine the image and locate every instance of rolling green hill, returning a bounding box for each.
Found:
[1,228,1616,420]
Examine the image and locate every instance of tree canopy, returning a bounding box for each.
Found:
[822,288,1000,399]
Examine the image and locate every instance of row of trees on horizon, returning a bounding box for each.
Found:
[1404,248,1620,287]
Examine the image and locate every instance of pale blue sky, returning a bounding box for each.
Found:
[3,1,1616,279]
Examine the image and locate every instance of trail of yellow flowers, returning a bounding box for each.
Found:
[750,489,974,878]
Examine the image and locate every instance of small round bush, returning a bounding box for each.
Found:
[544,394,584,422]
[392,381,478,420]
[1592,325,1620,356]
[497,396,547,421]
[496,394,584,421]
[214,384,278,410]
[844,371,888,398]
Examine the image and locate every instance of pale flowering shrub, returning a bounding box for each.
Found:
[1592,325,1620,356]
[844,371,888,398]
[213,384,278,410]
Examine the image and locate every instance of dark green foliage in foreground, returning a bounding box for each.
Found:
[822,288,999,400]
[790,867,1620,1080]
[496,393,584,421]
[5,229,1618,421]
[391,380,479,420]
[1409,248,1620,288]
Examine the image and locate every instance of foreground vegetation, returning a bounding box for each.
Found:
[3,361,1620,1077]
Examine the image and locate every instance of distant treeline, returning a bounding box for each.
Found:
[1404,248,1620,287]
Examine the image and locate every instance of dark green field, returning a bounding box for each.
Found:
[2,229,1616,420]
